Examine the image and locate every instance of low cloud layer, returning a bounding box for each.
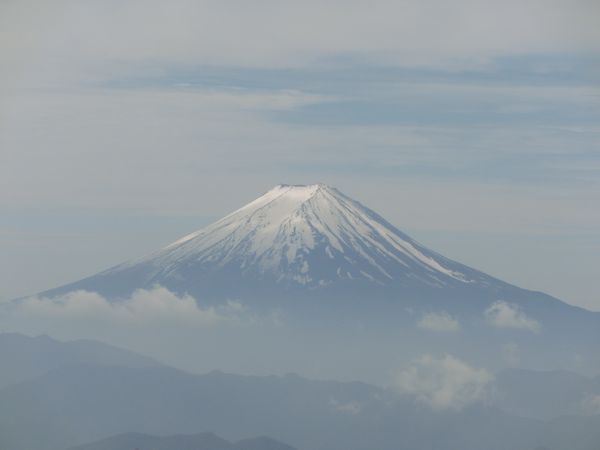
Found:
[13,286,245,326]
[417,311,461,332]
[394,354,494,411]
[484,301,541,333]
[0,286,299,376]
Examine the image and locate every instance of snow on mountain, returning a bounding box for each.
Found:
[102,183,489,291]
[33,183,528,304]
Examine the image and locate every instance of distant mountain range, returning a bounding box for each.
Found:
[67,432,295,450]
[1,333,599,450]
[27,184,600,375]
[0,332,160,390]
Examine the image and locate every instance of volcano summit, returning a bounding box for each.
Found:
[42,184,510,301]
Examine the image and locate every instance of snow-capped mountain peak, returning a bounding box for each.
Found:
[112,184,477,289]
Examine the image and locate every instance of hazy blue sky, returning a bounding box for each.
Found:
[1,0,599,309]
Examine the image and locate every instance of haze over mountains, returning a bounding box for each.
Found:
[3,0,598,448]
[1,333,599,450]
[13,184,598,378]
[67,432,296,450]
[0,333,160,390]
[3,185,600,449]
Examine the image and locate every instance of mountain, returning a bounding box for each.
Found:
[0,332,160,389]
[37,183,523,301]
[67,432,296,450]
[23,184,600,375]
[1,362,599,450]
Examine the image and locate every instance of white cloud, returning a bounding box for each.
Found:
[394,354,494,411]
[0,286,318,378]
[0,286,290,373]
[417,311,461,332]
[11,286,246,326]
[484,301,541,333]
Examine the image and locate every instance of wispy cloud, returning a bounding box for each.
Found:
[394,354,494,411]
[417,311,461,332]
[12,286,246,325]
[484,301,541,333]
[3,0,599,85]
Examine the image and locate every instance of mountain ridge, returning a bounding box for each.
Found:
[0,332,161,389]
[2,360,599,450]
[66,431,296,450]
